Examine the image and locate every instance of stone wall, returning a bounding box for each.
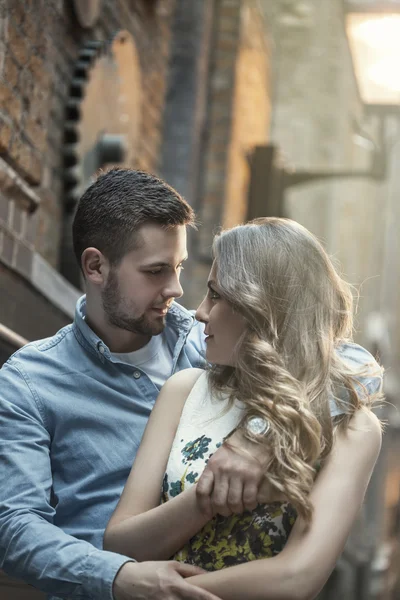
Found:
[262,0,386,347]
[261,1,400,596]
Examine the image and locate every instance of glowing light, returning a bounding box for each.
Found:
[368,58,400,92]
[351,15,400,51]
[347,13,400,104]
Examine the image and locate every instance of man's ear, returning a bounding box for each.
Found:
[81,247,109,285]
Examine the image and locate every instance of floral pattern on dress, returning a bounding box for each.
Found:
[174,502,297,570]
[181,435,212,463]
[162,430,297,570]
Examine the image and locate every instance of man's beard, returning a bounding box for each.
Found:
[102,270,166,336]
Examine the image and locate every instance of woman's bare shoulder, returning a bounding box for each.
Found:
[163,367,204,391]
[333,408,382,464]
[156,368,205,408]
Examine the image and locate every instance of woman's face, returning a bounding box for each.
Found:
[195,262,246,366]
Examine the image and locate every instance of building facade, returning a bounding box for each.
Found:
[0,0,176,596]
[0,0,176,357]
[0,0,272,596]
[4,1,395,598]
[260,1,400,598]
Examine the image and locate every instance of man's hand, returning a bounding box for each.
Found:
[196,429,269,518]
[113,561,222,600]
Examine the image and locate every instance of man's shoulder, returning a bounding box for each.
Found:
[336,341,383,385]
[332,341,383,413]
[2,323,75,375]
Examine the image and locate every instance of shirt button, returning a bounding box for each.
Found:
[99,345,105,354]
[133,371,141,379]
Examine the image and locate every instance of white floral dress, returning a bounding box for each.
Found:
[162,372,297,570]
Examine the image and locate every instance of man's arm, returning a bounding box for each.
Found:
[196,341,383,516]
[0,361,131,598]
[0,362,220,600]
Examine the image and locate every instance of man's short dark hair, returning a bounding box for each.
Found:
[73,168,195,268]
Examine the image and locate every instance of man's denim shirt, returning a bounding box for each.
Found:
[0,296,382,600]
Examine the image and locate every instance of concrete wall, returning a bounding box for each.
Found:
[262,0,387,350]
[262,0,400,595]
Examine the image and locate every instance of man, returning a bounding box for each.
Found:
[0,169,382,600]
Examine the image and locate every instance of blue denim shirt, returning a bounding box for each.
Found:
[0,296,382,599]
[0,297,205,600]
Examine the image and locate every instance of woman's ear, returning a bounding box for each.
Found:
[81,247,109,285]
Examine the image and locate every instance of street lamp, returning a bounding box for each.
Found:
[345,1,400,110]
[247,0,400,221]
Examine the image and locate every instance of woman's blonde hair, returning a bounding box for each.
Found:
[209,217,382,521]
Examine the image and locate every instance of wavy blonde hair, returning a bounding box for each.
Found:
[208,217,382,521]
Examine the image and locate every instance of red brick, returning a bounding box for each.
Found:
[0,120,13,153]
[21,13,41,47]
[9,1,26,28]
[0,83,23,126]
[3,54,20,88]
[0,82,12,106]
[27,54,50,90]
[8,23,30,66]
[24,117,47,153]
[30,152,43,185]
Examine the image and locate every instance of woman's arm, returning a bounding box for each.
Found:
[187,408,382,600]
[104,368,212,561]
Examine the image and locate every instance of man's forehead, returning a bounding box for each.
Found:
[136,223,186,243]
[130,224,187,263]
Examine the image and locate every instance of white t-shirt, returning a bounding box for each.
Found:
[111,332,173,389]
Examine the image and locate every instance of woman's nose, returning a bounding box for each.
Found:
[195,297,209,323]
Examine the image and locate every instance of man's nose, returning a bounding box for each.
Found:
[163,273,184,300]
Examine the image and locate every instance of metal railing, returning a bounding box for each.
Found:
[0,322,28,349]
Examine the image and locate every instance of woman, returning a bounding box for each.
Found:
[104,218,382,600]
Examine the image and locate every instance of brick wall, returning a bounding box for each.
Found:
[0,0,176,270]
[184,0,271,307]
[222,1,271,228]
[0,0,175,340]
[198,0,271,252]
[0,2,177,594]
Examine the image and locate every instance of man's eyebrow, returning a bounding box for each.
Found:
[141,256,188,269]
[141,262,170,268]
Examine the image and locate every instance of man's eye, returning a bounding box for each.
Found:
[147,270,162,275]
